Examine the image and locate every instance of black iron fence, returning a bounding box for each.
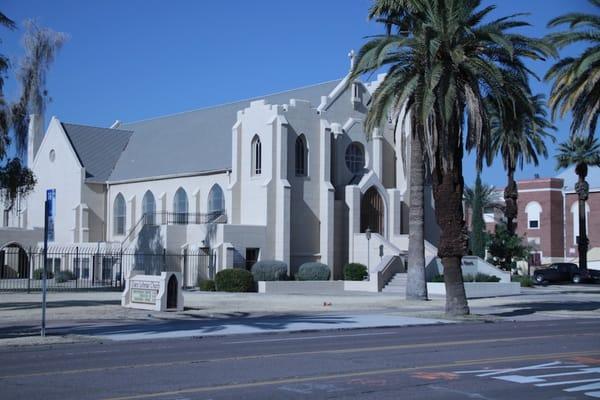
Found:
[0,246,215,292]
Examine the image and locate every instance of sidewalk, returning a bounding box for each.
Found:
[0,285,598,344]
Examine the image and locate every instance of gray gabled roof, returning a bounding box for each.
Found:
[61,123,133,183]
[109,79,341,182]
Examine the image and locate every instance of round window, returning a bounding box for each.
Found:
[49,149,56,162]
[345,142,365,174]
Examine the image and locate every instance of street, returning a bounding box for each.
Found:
[1,318,599,399]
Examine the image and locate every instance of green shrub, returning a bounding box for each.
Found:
[296,262,330,281]
[512,275,533,287]
[215,268,254,292]
[199,279,216,291]
[55,270,75,283]
[251,260,288,281]
[464,273,501,283]
[344,263,368,281]
[33,268,54,280]
[430,274,445,282]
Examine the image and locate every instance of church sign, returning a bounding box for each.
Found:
[122,271,183,311]
[130,280,160,304]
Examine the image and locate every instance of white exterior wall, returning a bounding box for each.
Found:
[28,118,85,244]
[107,172,230,242]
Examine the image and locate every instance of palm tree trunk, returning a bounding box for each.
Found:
[504,168,518,235]
[406,133,427,300]
[576,164,589,270]
[432,164,469,316]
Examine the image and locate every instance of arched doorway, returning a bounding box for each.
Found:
[0,244,29,279]
[361,187,384,235]
[167,274,178,309]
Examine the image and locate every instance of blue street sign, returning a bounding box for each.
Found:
[46,189,55,242]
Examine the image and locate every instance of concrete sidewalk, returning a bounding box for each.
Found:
[0,284,598,345]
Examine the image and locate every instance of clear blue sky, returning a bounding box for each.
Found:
[1,0,595,187]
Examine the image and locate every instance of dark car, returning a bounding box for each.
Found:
[533,262,593,284]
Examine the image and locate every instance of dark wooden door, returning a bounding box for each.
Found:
[361,187,384,235]
[167,275,178,309]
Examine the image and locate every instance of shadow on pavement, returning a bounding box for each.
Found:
[0,300,121,311]
[491,301,600,317]
[0,314,357,339]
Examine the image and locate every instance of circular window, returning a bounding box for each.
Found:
[345,142,365,174]
[49,149,56,162]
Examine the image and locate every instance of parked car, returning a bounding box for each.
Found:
[533,263,598,284]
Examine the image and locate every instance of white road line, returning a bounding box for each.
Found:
[565,381,600,392]
[227,331,399,344]
[536,378,600,387]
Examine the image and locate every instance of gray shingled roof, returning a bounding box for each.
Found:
[109,80,341,182]
[61,123,133,183]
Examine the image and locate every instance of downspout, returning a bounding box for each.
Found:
[105,182,110,243]
[562,185,567,261]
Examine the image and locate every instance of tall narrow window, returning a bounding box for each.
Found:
[295,134,308,176]
[525,201,542,229]
[142,190,156,225]
[251,135,262,176]
[173,188,188,224]
[208,184,225,222]
[113,193,126,235]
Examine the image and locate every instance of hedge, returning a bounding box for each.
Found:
[251,260,288,281]
[55,270,75,283]
[33,268,54,280]
[343,263,368,281]
[296,262,330,281]
[215,269,254,292]
[199,279,216,291]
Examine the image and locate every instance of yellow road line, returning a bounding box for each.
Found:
[101,350,600,400]
[1,332,598,380]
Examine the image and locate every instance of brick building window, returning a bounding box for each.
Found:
[525,201,541,229]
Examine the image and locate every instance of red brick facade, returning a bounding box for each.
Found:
[482,176,600,265]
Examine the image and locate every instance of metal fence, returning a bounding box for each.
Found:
[0,246,215,292]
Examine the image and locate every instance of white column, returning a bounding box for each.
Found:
[274,116,291,267]
[345,185,361,263]
[371,127,383,179]
[319,124,335,269]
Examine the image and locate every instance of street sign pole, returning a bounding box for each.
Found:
[41,199,48,337]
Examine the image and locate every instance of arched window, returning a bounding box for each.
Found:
[173,188,188,224]
[571,201,590,245]
[113,193,126,235]
[208,185,225,221]
[142,190,156,225]
[295,134,308,176]
[525,201,542,229]
[251,135,262,176]
[345,142,365,174]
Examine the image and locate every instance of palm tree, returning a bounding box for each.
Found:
[11,20,67,155]
[0,12,16,160]
[545,0,600,137]
[463,177,503,218]
[352,0,554,315]
[367,0,427,301]
[556,135,600,270]
[486,93,555,235]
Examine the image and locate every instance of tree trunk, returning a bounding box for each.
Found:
[432,164,470,316]
[575,164,589,270]
[504,168,518,236]
[406,133,427,300]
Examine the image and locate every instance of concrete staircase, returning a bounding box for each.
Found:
[382,272,407,294]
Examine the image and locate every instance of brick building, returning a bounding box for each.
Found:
[485,167,600,266]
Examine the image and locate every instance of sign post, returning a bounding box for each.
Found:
[42,189,55,337]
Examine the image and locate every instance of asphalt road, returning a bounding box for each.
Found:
[1,319,599,400]
[0,319,600,400]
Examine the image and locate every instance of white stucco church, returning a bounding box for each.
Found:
[1,62,440,281]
